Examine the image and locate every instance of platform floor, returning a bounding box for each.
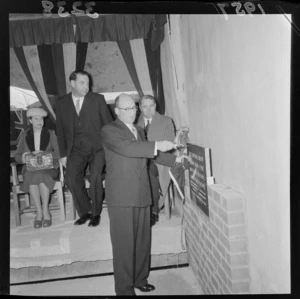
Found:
[10,193,192,293]
[10,264,203,296]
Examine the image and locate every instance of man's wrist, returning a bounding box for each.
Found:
[154,142,158,156]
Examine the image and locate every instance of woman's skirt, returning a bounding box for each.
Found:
[21,168,60,193]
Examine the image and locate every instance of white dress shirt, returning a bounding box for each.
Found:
[33,130,41,151]
[144,117,152,127]
[72,95,84,113]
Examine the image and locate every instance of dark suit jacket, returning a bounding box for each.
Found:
[55,92,113,158]
[137,112,175,142]
[101,119,176,208]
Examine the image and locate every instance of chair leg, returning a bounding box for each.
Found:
[165,187,171,220]
[12,187,21,226]
[169,181,175,211]
[24,194,30,208]
[57,185,65,221]
[68,190,77,220]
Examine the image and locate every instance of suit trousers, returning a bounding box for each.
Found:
[148,161,160,215]
[107,205,151,295]
[66,146,105,217]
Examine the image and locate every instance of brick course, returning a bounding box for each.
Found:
[184,183,249,294]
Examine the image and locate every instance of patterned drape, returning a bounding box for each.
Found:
[9,14,167,124]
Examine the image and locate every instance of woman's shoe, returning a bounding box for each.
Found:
[34,218,43,229]
[43,216,52,227]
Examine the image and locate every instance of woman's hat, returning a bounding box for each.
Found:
[27,108,48,118]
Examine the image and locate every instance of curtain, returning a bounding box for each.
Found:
[76,42,88,70]
[75,15,153,43]
[63,43,77,94]
[130,39,153,96]
[10,17,75,48]
[13,46,56,123]
[117,40,143,98]
[9,15,164,123]
[12,40,89,125]
[144,27,165,114]
[52,43,67,97]
[160,15,189,128]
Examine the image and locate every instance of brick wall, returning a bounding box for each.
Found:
[183,175,250,294]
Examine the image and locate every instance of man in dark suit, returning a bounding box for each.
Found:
[101,93,181,296]
[55,70,113,227]
[137,95,176,226]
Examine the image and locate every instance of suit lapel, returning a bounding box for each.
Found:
[65,94,76,124]
[80,92,89,115]
[116,119,137,141]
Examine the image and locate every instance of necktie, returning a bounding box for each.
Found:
[75,98,81,115]
[131,125,137,139]
[144,120,150,139]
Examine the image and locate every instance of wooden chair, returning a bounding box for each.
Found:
[10,161,66,226]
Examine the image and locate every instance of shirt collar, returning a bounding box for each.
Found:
[72,94,84,102]
[144,117,152,126]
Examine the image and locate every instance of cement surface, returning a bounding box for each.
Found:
[10,265,203,296]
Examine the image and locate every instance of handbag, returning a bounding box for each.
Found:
[25,152,58,171]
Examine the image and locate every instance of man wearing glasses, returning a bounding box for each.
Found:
[101,93,181,296]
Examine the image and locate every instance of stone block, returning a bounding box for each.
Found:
[231,267,250,280]
[212,246,221,263]
[214,215,224,231]
[219,232,230,251]
[228,253,249,267]
[221,190,244,211]
[229,239,247,253]
[216,240,226,258]
[230,280,250,293]
[226,211,245,226]
[224,225,246,239]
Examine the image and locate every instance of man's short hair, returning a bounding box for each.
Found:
[69,70,90,82]
[139,94,157,106]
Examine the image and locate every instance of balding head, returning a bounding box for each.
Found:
[115,93,137,124]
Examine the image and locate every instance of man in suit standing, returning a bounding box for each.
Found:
[55,70,113,227]
[137,95,176,226]
[101,93,181,296]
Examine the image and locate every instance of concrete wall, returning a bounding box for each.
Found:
[178,15,290,293]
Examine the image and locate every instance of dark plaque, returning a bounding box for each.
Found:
[187,143,211,217]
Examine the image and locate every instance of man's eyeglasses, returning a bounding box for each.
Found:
[117,106,138,112]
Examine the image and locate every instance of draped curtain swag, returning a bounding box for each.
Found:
[10,15,166,48]
[75,14,153,43]
[117,40,144,99]
[130,39,153,96]
[9,14,167,125]
[10,17,75,48]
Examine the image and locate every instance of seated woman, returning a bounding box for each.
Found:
[14,107,60,229]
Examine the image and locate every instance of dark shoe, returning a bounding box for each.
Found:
[34,218,43,229]
[135,284,155,292]
[74,213,92,225]
[88,215,100,227]
[151,213,159,226]
[43,218,52,228]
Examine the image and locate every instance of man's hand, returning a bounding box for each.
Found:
[175,154,192,164]
[60,157,67,168]
[174,127,189,147]
[156,141,177,152]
